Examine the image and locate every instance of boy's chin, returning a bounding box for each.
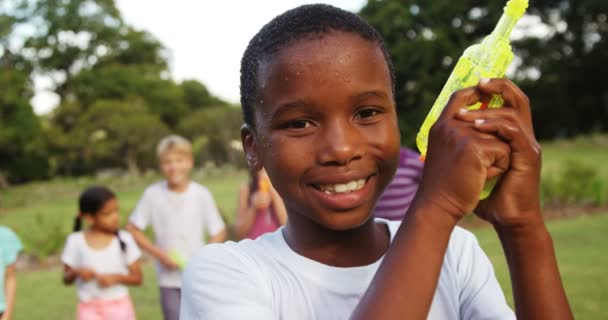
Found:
[315,210,376,231]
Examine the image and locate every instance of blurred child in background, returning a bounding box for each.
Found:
[127,135,226,320]
[62,186,142,320]
[235,168,287,239]
[0,226,22,320]
[373,147,423,221]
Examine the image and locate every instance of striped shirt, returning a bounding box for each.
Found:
[374,148,424,221]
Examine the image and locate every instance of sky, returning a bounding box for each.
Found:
[31,0,367,114]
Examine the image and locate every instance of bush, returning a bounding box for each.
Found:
[18,213,68,259]
[541,160,607,207]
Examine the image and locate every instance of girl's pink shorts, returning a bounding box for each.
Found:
[77,295,136,320]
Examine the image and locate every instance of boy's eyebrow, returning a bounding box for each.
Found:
[271,99,312,119]
[271,90,391,119]
[353,90,391,101]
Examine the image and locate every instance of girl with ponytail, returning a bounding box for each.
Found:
[62,186,142,320]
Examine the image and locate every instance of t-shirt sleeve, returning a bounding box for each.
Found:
[60,234,79,268]
[180,244,275,319]
[129,189,153,230]
[201,189,226,237]
[0,227,23,265]
[455,229,515,320]
[120,231,142,265]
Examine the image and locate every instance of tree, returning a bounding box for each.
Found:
[76,99,170,174]
[359,0,608,143]
[360,0,505,145]
[178,106,244,166]
[181,79,227,111]
[515,0,608,138]
[0,7,48,185]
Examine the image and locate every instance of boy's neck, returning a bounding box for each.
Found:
[283,215,390,268]
[167,180,190,193]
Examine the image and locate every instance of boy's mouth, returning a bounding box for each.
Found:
[312,176,371,195]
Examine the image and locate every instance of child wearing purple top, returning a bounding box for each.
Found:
[374,147,423,220]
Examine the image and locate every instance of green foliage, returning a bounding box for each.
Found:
[181,79,227,110]
[359,0,608,145]
[517,1,608,138]
[541,160,606,207]
[360,0,505,145]
[178,106,246,167]
[19,213,66,258]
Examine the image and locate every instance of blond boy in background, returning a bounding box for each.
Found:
[127,135,226,320]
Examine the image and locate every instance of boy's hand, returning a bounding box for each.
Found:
[97,274,119,288]
[159,253,180,270]
[455,78,543,229]
[417,80,512,222]
[77,268,97,281]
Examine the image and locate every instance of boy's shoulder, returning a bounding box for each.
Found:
[143,180,168,195]
[188,181,210,193]
[188,231,283,273]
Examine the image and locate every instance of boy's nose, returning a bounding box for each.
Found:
[316,120,363,166]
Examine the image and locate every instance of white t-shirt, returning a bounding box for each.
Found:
[61,230,141,302]
[181,219,515,320]
[129,181,226,288]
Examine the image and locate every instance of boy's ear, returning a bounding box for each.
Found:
[241,124,262,172]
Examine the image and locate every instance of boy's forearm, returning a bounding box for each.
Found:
[209,228,227,243]
[109,273,142,286]
[126,224,166,259]
[352,200,458,319]
[496,222,573,320]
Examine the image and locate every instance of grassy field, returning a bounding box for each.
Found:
[11,212,608,319]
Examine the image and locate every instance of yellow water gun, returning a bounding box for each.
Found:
[416,0,529,199]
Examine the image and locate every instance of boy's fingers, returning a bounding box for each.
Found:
[471,118,534,155]
[455,107,534,138]
[477,78,533,126]
[438,87,483,121]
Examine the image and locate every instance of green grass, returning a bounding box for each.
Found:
[541,134,608,180]
[473,213,608,319]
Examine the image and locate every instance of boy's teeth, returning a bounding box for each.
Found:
[319,179,366,194]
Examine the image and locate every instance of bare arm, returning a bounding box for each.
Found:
[63,264,96,285]
[352,201,456,319]
[2,264,17,320]
[352,79,572,319]
[208,228,227,243]
[125,223,178,270]
[97,260,143,287]
[234,184,256,239]
[497,224,571,318]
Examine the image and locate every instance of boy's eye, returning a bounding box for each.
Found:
[355,108,381,120]
[286,119,312,129]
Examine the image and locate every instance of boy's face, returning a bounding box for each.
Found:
[244,31,400,231]
[159,150,193,187]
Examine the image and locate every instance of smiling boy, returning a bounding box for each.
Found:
[181,5,572,320]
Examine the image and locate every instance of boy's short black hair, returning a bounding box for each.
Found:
[240,4,395,126]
